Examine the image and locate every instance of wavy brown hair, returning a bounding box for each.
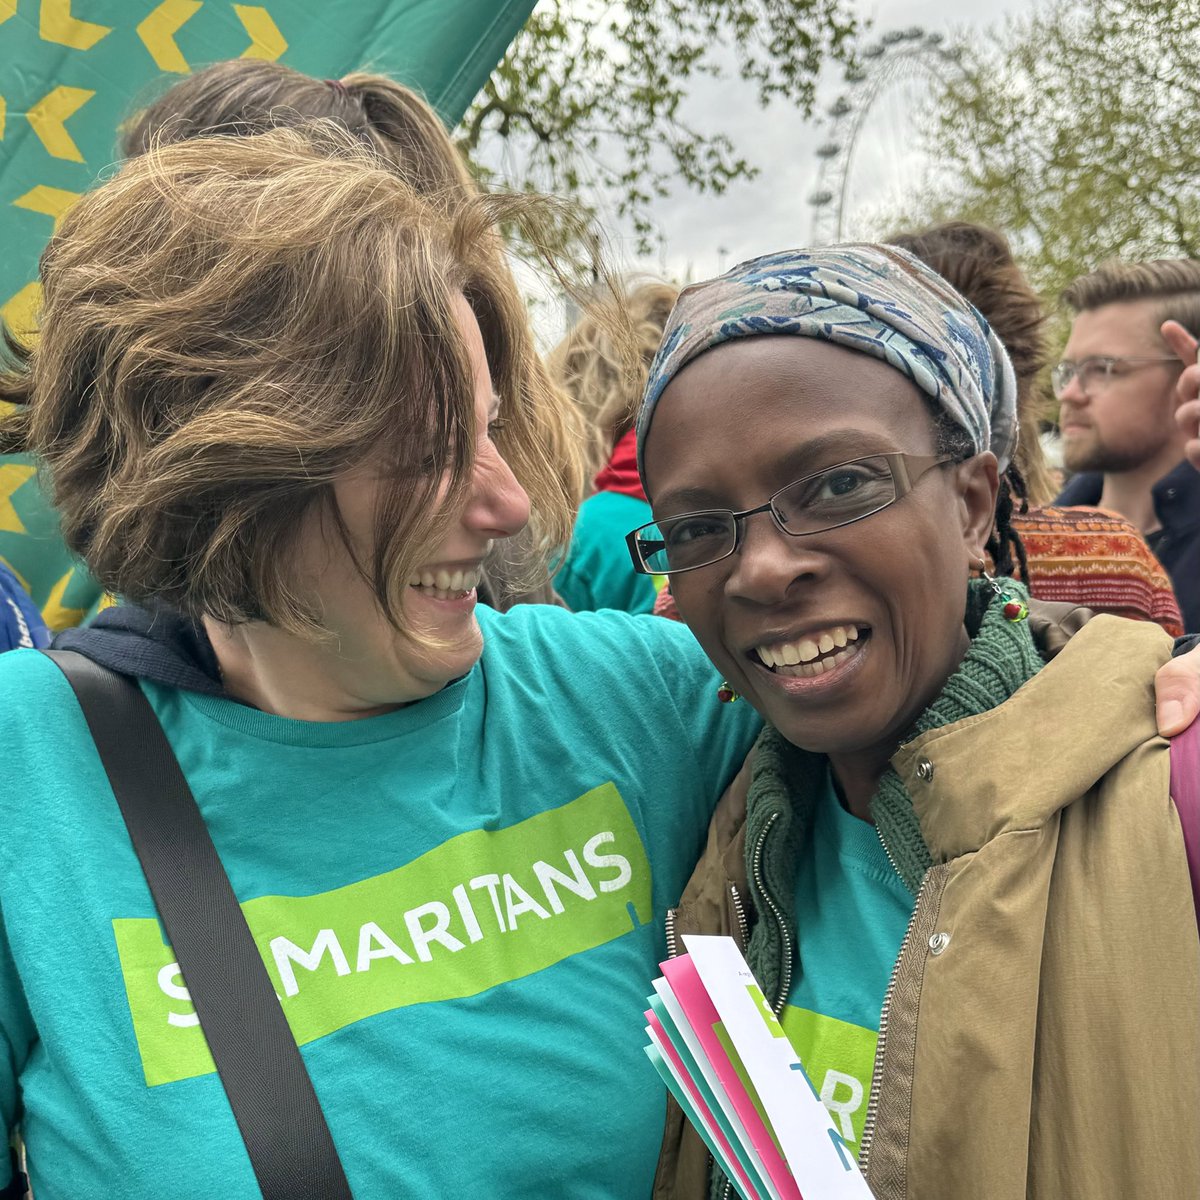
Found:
[0,125,575,639]
[888,220,1055,505]
[121,57,587,523]
[121,59,477,202]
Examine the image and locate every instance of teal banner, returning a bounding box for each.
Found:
[0,0,535,335]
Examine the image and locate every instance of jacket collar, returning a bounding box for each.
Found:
[1054,470,1102,507]
[895,615,1173,862]
[1152,459,1200,533]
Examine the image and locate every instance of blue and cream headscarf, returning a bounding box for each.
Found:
[635,244,1018,488]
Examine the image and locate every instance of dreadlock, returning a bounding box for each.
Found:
[989,464,1030,581]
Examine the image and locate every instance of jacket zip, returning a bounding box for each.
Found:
[666,885,749,962]
[750,811,793,1015]
[728,882,749,952]
[858,868,930,1174]
[665,905,680,960]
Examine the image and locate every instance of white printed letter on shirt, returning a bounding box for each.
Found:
[583,831,632,892]
[271,929,351,998]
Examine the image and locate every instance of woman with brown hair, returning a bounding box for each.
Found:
[125,58,590,613]
[0,59,584,631]
[0,127,761,1198]
[124,57,589,614]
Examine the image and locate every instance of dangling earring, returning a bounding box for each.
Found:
[717,681,740,704]
[978,557,1028,622]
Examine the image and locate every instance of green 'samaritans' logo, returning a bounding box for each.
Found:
[115,783,652,1086]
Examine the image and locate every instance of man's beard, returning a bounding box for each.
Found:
[1063,428,1163,474]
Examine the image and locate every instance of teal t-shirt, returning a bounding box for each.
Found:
[555,490,661,614]
[780,772,914,1154]
[0,605,760,1198]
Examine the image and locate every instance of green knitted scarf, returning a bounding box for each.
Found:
[870,576,1045,892]
[742,576,1045,1007]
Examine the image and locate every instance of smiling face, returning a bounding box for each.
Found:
[287,294,530,707]
[643,336,997,766]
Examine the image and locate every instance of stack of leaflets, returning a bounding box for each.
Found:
[644,934,874,1200]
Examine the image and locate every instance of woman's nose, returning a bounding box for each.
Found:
[465,443,530,539]
[725,509,830,603]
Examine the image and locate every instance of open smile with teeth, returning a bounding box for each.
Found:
[753,624,865,678]
[408,566,483,601]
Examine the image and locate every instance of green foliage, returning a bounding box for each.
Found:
[459,0,858,262]
[894,0,1200,303]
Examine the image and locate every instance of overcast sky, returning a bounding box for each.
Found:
[494,0,1045,341]
[636,0,1043,280]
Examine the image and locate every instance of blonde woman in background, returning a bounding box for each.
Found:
[550,280,678,612]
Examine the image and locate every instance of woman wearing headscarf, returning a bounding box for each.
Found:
[650,222,1186,637]
[631,246,1200,1200]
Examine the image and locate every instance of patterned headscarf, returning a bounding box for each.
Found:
[635,244,1018,487]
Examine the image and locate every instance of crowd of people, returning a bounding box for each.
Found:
[1,56,1198,1200]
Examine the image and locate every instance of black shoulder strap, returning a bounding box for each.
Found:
[45,650,353,1200]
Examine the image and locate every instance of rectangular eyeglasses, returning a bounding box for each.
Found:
[1051,355,1180,399]
[626,452,952,576]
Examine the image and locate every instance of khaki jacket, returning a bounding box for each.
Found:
[654,613,1200,1200]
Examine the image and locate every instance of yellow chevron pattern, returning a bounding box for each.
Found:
[0,465,37,536]
[4,2,291,339]
[14,183,79,227]
[234,4,287,61]
[39,0,112,51]
[136,0,203,74]
[41,569,86,631]
[26,84,94,162]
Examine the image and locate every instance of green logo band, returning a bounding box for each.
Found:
[114,783,652,1086]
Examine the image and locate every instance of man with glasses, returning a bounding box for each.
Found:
[1054,259,1200,631]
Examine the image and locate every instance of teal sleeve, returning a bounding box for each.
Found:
[622,616,762,832]
[0,901,33,1189]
